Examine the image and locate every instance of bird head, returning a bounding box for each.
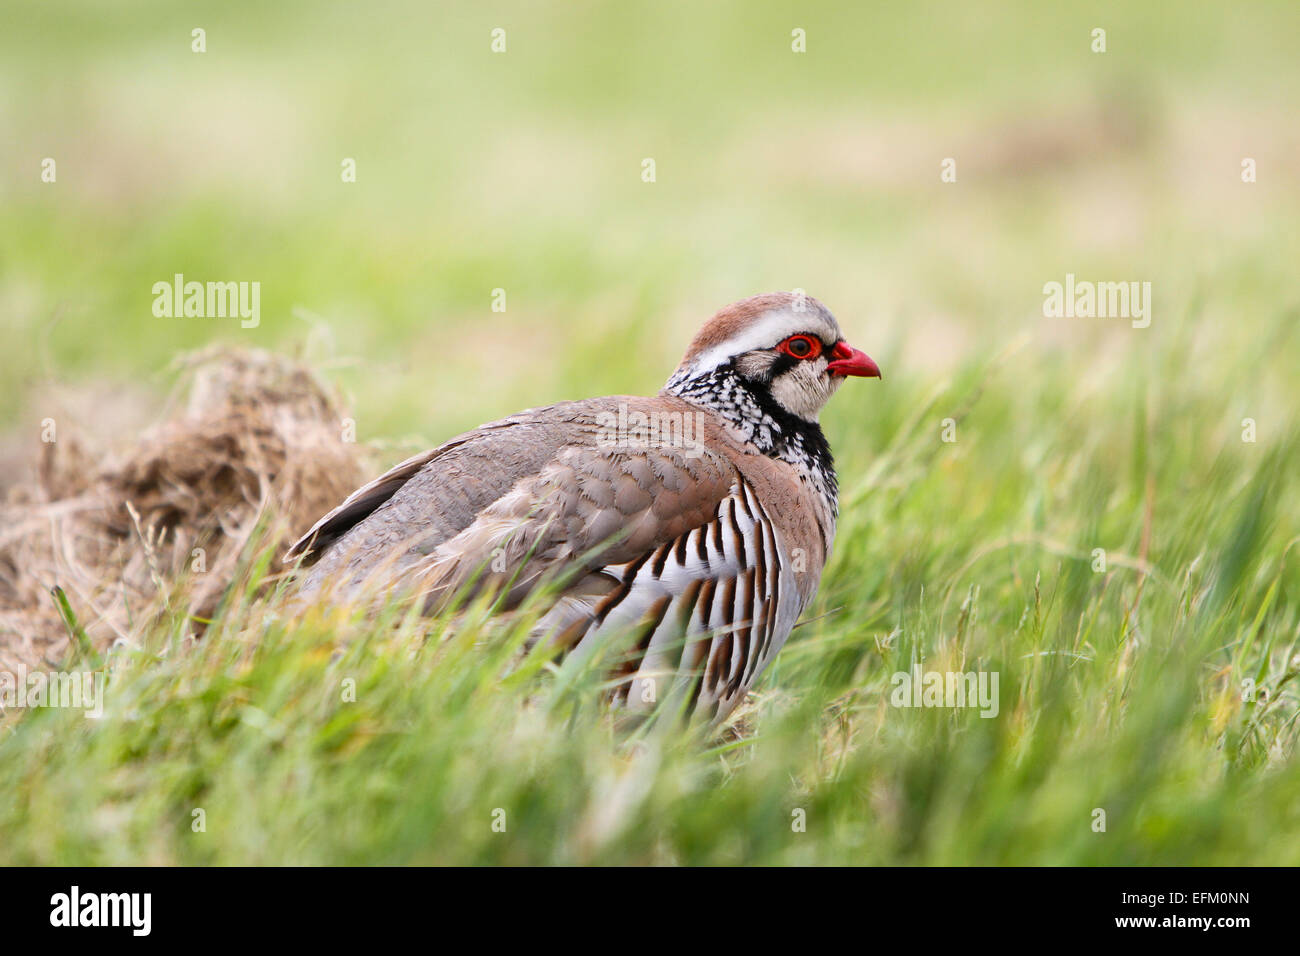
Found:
[667,291,880,423]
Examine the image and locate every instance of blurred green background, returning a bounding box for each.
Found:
[4,1,1297,439]
[2,1,1298,864]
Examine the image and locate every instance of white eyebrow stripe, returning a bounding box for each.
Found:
[687,309,837,374]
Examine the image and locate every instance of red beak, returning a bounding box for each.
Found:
[826,341,881,378]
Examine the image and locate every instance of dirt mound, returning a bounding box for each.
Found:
[0,348,366,671]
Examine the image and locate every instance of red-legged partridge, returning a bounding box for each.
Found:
[286,292,880,721]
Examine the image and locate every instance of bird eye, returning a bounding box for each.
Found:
[778,335,822,360]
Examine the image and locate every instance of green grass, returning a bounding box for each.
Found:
[1,0,1299,864]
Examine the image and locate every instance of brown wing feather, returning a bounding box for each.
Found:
[288,397,737,606]
[284,443,463,564]
[284,404,613,568]
[405,432,739,612]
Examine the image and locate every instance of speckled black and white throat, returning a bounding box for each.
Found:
[665,364,840,517]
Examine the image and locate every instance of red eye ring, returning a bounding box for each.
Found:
[778,335,822,360]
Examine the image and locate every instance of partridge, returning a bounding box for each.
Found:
[286,292,880,721]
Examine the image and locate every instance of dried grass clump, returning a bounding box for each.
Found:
[0,347,367,671]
